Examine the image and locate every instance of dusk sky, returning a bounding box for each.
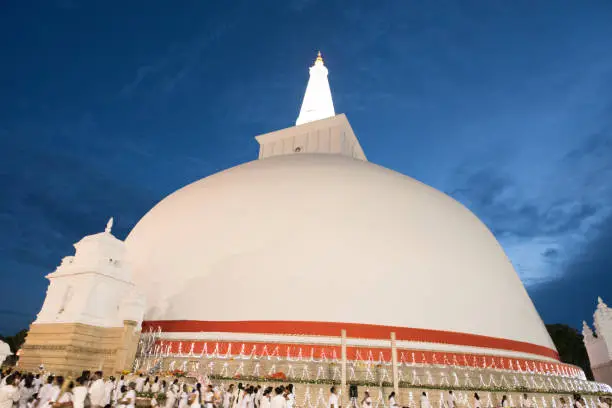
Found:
[1,1,612,335]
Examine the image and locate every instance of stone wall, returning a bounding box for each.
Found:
[19,321,139,376]
[593,361,612,389]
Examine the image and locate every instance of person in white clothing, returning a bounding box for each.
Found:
[244,386,255,408]
[42,377,62,408]
[143,378,151,393]
[501,395,509,408]
[103,377,115,406]
[388,392,399,408]
[445,391,455,408]
[270,388,286,408]
[598,397,610,408]
[0,373,22,408]
[18,375,35,408]
[33,375,43,395]
[204,385,215,408]
[238,387,252,408]
[361,391,372,408]
[223,385,235,408]
[135,375,146,393]
[114,376,126,405]
[89,372,105,408]
[522,394,533,408]
[233,385,243,408]
[43,377,64,408]
[37,376,55,408]
[164,385,177,408]
[151,377,160,394]
[420,392,431,408]
[473,393,481,408]
[259,388,271,408]
[190,383,202,408]
[285,385,294,408]
[178,384,189,408]
[72,378,88,408]
[575,395,585,408]
[121,383,137,408]
[327,387,339,408]
[56,382,74,408]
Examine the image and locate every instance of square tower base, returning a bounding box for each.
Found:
[18,320,140,376]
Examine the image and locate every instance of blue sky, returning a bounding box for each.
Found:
[1,1,612,335]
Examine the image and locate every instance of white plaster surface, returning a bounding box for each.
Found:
[126,152,555,351]
[35,226,145,328]
[256,114,366,161]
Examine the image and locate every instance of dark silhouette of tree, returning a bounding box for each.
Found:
[547,324,594,380]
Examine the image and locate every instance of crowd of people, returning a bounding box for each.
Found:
[0,370,302,408]
[416,390,611,408]
[0,369,610,408]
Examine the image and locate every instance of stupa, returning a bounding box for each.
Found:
[583,297,612,386]
[20,53,611,403]
[125,52,604,397]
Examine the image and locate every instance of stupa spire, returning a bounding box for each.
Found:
[296,51,335,126]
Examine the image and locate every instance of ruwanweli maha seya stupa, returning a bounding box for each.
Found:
[18,52,612,406]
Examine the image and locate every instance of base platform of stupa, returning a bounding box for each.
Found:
[18,320,140,375]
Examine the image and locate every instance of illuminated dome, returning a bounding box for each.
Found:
[127,149,555,359]
[126,54,581,383]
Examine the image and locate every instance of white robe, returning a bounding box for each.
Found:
[73,386,88,408]
[114,380,126,403]
[420,395,431,408]
[165,390,177,408]
[223,390,233,408]
[240,395,252,408]
[135,378,146,393]
[37,384,53,408]
[42,386,61,408]
[124,390,136,408]
[179,391,189,408]
[190,390,201,408]
[18,386,35,408]
[33,379,42,395]
[0,384,21,408]
[445,395,455,408]
[204,392,215,408]
[58,392,73,406]
[103,381,114,406]
[89,379,106,407]
[327,394,338,408]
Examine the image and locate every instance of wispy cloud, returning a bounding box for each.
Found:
[119,16,243,99]
[447,122,612,286]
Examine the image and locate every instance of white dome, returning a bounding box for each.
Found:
[126,153,555,353]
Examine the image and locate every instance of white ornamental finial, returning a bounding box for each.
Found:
[296,51,335,126]
[598,296,606,306]
[105,217,114,233]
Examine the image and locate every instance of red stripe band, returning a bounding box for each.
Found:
[142,320,559,361]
